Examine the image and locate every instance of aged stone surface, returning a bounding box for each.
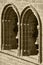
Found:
[0,0,43,65]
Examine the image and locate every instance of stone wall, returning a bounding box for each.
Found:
[0,0,43,64]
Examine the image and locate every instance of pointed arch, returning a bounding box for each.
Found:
[20,5,42,63]
[1,3,20,54]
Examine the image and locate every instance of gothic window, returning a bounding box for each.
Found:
[1,4,20,51]
[20,6,42,63]
[1,4,42,64]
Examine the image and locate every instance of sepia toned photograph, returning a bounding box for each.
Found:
[0,0,43,65]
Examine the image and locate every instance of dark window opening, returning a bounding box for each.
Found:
[1,4,42,64]
[21,9,39,56]
[1,6,18,50]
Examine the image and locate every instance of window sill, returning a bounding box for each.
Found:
[0,50,39,65]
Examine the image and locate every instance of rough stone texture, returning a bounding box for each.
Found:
[0,51,38,65]
[0,0,43,65]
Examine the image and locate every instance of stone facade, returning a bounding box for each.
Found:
[0,0,43,65]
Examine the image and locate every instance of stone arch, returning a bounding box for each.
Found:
[1,4,20,51]
[20,5,42,63]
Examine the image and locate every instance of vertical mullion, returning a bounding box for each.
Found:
[8,20,9,49]
[17,21,20,56]
[38,25,42,63]
[21,23,23,55]
[25,23,26,52]
[2,20,5,49]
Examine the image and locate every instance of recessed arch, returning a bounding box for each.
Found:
[20,5,42,63]
[1,4,20,52]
